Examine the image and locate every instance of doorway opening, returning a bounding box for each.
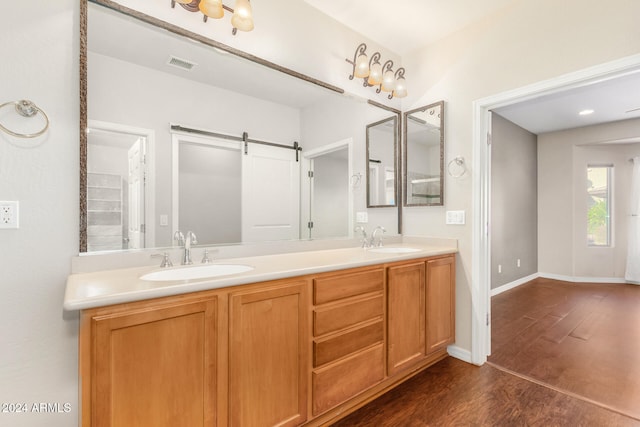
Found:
[471,54,640,365]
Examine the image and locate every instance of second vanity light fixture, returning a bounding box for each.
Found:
[171,0,254,35]
[346,43,407,99]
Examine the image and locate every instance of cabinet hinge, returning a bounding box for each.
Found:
[308,171,314,178]
[486,313,490,326]
[308,221,314,229]
[486,132,492,146]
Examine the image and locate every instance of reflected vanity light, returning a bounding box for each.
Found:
[171,0,254,35]
[346,43,407,99]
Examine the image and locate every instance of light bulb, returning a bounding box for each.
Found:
[381,69,396,92]
[354,53,369,78]
[232,0,254,32]
[368,61,382,86]
[199,0,224,19]
[394,76,407,98]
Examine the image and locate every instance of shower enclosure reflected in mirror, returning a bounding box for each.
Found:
[80,0,401,252]
[366,116,398,207]
[404,101,444,206]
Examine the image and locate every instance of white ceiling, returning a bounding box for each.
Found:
[307,0,640,135]
[493,72,640,134]
[304,0,518,56]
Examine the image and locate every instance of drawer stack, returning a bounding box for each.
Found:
[311,267,385,415]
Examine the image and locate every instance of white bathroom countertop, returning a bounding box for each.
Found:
[64,241,457,311]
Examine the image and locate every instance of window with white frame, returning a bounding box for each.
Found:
[587,165,613,247]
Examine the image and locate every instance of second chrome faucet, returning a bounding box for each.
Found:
[174,230,198,265]
[354,225,386,248]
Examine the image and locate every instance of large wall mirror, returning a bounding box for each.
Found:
[404,101,444,206]
[80,0,400,253]
[366,116,398,207]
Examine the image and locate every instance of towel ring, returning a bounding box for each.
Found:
[0,100,50,138]
[447,156,467,178]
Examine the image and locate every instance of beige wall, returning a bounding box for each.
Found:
[491,114,537,289]
[538,118,640,278]
[402,0,640,352]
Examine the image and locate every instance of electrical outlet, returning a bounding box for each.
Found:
[356,211,368,223]
[0,201,19,229]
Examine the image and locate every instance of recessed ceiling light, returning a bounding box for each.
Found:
[579,109,594,116]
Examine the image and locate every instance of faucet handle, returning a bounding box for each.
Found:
[151,252,173,268]
[187,230,198,245]
[174,230,185,246]
[354,225,369,248]
[201,249,212,264]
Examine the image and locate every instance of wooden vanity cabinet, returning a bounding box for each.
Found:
[387,261,427,375]
[228,281,309,427]
[311,267,386,416]
[80,294,219,427]
[79,253,455,427]
[426,256,456,354]
[387,255,456,375]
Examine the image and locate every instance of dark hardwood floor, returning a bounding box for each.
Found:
[489,278,640,421]
[332,278,640,426]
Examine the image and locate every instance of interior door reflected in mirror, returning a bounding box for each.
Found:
[404,101,444,206]
[367,116,398,207]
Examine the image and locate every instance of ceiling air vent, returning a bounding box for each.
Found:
[166,55,197,71]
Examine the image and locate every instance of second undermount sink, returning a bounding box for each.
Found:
[141,264,254,282]
[368,247,422,254]
[369,247,420,254]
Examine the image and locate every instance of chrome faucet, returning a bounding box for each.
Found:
[370,226,386,247]
[354,225,369,248]
[174,230,198,265]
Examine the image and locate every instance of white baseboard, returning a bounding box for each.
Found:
[490,272,631,298]
[447,345,472,363]
[539,272,628,284]
[490,273,540,296]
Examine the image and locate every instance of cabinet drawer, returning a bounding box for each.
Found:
[314,320,383,367]
[313,294,383,337]
[314,268,384,305]
[312,344,385,415]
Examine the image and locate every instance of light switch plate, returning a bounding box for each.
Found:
[0,201,19,229]
[356,211,368,223]
[446,210,465,225]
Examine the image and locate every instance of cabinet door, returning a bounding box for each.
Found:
[229,281,309,427]
[92,298,217,427]
[387,261,426,375]
[426,256,455,354]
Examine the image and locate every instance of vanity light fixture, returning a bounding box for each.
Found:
[346,43,407,99]
[171,0,254,35]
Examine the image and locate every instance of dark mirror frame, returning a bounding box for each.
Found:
[366,116,398,208]
[79,0,403,252]
[403,100,445,207]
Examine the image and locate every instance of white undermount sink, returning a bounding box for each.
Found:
[368,247,422,254]
[140,264,254,281]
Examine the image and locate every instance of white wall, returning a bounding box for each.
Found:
[0,2,80,426]
[538,118,640,278]
[402,0,640,352]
